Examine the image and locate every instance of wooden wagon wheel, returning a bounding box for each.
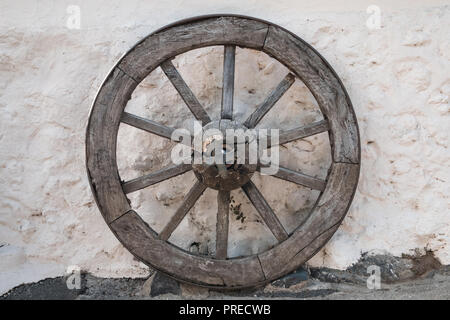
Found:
[86,15,360,288]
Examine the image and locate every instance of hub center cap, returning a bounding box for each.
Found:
[192,120,257,191]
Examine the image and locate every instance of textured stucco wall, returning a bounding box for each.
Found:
[0,0,449,294]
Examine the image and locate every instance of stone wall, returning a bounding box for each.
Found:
[0,0,449,294]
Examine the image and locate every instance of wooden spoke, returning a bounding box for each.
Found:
[242,181,288,242]
[264,119,329,148]
[121,112,178,141]
[243,73,296,128]
[160,60,211,125]
[221,45,235,120]
[122,164,192,194]
[216,190,230,259]
[258,165,326,191]
[158,181,207,241]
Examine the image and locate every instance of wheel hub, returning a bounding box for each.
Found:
[192,120,257,191]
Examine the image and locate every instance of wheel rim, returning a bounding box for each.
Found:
[86,15,360,288]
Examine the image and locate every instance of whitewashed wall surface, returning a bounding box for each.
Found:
[0,0,449,294]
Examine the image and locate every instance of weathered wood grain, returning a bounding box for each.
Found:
[216,190,230,259]
[242,181,288,242]
[244,73,295,128]
[161,60,211,125]
[118,17,269,83]
[121,112,178,141]
[263,26,360,163]
[86,68,137,223]
[266,119,329,147]
[110,210,266,287]
[122,163,192,194]
[159,181,207,241]
[221,45,235,120]
[258,162,359,279]
[259,166,326,191]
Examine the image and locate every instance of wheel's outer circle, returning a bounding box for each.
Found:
[86,15,360,289]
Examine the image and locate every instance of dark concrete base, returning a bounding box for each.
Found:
[1,252,448,300]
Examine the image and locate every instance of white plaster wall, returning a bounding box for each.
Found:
[0,0,449,294]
